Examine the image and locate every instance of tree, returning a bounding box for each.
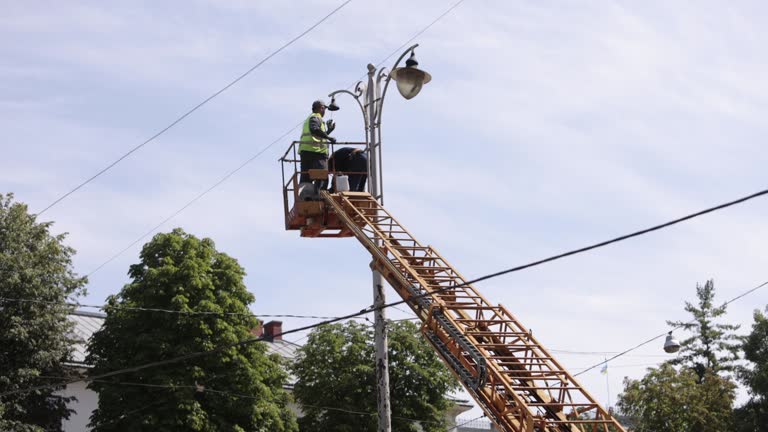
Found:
[0,193,87,431]
[667,279,741,381]
[86,228,297,432]
[292,320,460,432]
[617,363,735,432]
[732,307,768,432]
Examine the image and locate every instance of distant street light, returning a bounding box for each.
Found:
[664,332,681,353]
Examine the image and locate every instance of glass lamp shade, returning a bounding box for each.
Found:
[390,67,432,100]
[663,333,681,353]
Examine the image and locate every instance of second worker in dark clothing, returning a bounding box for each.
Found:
[329,147,368,193]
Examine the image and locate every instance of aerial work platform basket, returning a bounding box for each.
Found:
[280,141,369,238]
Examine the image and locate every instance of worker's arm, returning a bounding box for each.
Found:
[309,116,333,139]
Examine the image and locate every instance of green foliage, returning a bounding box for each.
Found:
[617,363,736,432]
[0,193,86,431]
[732,307,768,432]
[292,320,460,432]
[667,279,741,381]
[86,228,297,432]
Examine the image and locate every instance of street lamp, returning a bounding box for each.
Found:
[328,44,431,204]
[390,51,432,100]
[327,44,430,432]
[664,331,681,353]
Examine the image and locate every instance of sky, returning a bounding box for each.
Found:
[3,0,768,421]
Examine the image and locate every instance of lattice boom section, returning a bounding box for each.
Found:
[322,192,626,432]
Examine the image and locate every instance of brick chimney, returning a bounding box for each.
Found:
[250,320,263,338]
[263,320,283,341]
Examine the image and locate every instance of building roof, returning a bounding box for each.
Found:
[68,310,106,366]
[66,310,300,377]
[65,311,471,413]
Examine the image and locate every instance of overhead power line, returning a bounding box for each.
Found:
[465,187,768,282]
[4,258,766,400]
[0,296,369,321]
[89,392,171,429]
[83,0,469,277]
[39,376,458,428]
[1,294,680,360]
[116,379,488,432]
[574,279,768,376]
[549,349,669,358]
[450,415,489,431]
[83,122,303,277]
[372,0,467,70]
[36,0,354,216]
[5,181,768,398]
[10,0,768,402]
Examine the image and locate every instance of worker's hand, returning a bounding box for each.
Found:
[326,119,336,133]
[328,137,337,144]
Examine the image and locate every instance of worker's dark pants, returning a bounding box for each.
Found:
[299,151,328,191]
[347,153,368,192]
[329,151,368,192]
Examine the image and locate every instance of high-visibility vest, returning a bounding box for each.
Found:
[298,113,328,154]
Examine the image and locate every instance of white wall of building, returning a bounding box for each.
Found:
[58,381,98,432]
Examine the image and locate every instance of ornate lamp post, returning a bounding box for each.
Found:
[327,44,431,432]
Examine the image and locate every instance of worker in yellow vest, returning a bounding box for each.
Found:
[298,99,337,200]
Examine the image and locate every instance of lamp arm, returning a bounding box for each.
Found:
[375,43,419,126]
[328,87,370,137]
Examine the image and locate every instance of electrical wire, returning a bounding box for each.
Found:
[449,414,488,431]
[0,296,368,321]
[84,121,303,277]
[42,372,483,430]
[4,271,766,400]
[463,187,768,282]
[88,392,171,429]
[60,177,768,323]
[36,0,354,216]
[56,377,452,427]
[550,349,669,358]
[82,0,469,278]
[4,294,677,360]
[391,305,415,316]
[0,301,395,399]
[573,279,768,377]
[372,0,467,70]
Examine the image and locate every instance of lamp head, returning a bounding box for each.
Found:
[390,51,432,100]
[664,332,681,353]
[328,97,340,111]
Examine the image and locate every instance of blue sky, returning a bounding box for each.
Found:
[3,0,768,416]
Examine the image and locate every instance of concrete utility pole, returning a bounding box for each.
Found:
[328,45,431,432]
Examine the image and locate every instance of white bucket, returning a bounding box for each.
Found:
[335,175,350,192]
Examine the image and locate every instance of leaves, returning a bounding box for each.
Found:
[618,279,745,432]
[617,364,736,432]
[85,228,297,432]
[0,193,87,431]
[292,320,459,432]
[666,279,742,381]
[733,307,768,431]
